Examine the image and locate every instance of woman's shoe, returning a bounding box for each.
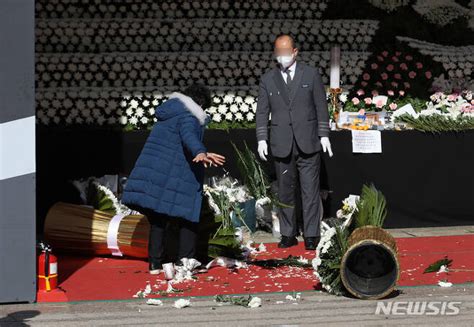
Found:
[149,269,161,275]
[149,261,163,274]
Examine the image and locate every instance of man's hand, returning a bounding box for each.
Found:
[320,137,333,157]
[206,152,226,166]
[258,140,268,161]
[192,153,213,167]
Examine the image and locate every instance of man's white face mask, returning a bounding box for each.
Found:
[276,54,295,69]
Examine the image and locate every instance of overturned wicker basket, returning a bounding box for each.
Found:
[340,226,399,300]
[44,202,150,258]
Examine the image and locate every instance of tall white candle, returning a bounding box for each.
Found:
[330,45,340,89]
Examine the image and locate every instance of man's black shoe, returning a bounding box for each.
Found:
[304,237,320,250]
[278,236,298,248]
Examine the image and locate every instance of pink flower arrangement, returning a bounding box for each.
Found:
[345,93,398,113]
[352,49,440,101]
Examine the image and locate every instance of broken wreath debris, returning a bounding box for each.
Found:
[215,295,262,308]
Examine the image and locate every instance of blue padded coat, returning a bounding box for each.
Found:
[121,92,209,223]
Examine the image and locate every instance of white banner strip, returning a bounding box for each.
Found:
[0,116,36,180]
[106,213,127,257]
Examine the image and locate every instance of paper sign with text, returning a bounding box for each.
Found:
[351,130,382,153]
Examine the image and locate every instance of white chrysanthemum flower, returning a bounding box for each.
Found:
[235,112,244,121]
[130,99,139,109]
[229,104,239,113]
[240,103,250,113]
[339,93,348,103]
[223,94,234,104]
[212,113,222,122]
[129,116,138,125]
[218,104,227,114]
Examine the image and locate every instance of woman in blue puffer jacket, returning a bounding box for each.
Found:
[122,84,225,274]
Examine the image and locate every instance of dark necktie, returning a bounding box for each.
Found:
[285,69,292,86]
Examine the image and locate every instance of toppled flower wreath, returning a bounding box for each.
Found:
[312,184,388,296]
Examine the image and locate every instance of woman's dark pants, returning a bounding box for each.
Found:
[145,210,198,268]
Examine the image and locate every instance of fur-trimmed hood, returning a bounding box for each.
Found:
[155,92,208,125]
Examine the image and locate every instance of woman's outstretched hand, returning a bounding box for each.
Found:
[206,152,226,166]
[193,153,213,167]
[192,152,225,168]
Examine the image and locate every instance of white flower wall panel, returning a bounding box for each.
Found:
[35,0,330,19]
[35,51,371,89]
[35,19,378,53]
[35,88,261,128]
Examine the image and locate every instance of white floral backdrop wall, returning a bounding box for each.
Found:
[34,0,378,129]
[35,0,473,129]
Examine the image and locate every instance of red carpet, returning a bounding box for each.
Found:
[39,235,474,302]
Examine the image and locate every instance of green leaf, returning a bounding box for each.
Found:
[354,184,387,228]
[423,257,453,274]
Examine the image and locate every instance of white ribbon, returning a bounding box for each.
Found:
[107,213,127,256]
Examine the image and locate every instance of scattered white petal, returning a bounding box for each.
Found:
[437,265,449,274]
[248,297,262,308]
[174,299,191,309]
[438,281,453,288]
[146,299,163,306]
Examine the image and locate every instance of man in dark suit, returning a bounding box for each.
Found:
[256,34,333,250]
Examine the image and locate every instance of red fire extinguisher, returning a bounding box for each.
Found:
[37,242,58,292]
